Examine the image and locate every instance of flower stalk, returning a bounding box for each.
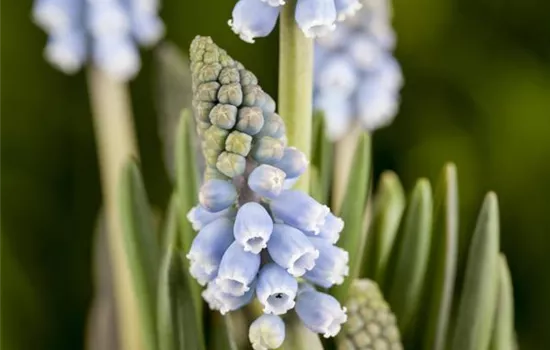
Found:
[87,67,142,350]
[278,0,313,193]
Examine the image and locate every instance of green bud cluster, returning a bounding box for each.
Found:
[338,279,403,350]
[190,36,286,180]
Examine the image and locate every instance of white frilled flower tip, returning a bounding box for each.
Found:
[234,202,274,254]
[256,263,298,314]
[187,205,236,231]
[228,0,281,44]
[295,0,337,38]
[187,218,235,286]
[267,224,319,277]
[270,190,330,234]
[334,0,363,21]
[203,280,256,315]
[249,314,285,350]
[304,237,349,288]
[296,288,348,338]
[215,242,261,296]
[32,0,164,80]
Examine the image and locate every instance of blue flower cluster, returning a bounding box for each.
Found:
[313,0,403,140]
[229,0,363,43]
[32,0,164,80]
[188,36,348,349]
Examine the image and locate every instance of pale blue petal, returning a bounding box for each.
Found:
[303,212,344,243]
[229,0,280,43]
[316,54,358,96]
[33,0,81,33]
[356,80,399,131]
[256,263,298,315]
[304,237,349,288]
[187,205,236,231]
[92,36,141,81]
[131,11,165,46]
[199,179,238,213]
[44,31,86,74]
[270,190,329,234]
[248,164,286,199]
[267,224,319,277]
[187,217,235,285]
[295,0,336,38]
[87,1,130,38]
[334,0,363,21]
[249,314,286,350]
[295,290,347,338]
[282,176,299,190]
[234,202,274,253]
[348,34,384,71]
[216,241,261,296]
[314,91,353,141]
[273,147,308,179]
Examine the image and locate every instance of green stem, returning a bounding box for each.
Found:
[87,67,143,350]
[278,0,313,193]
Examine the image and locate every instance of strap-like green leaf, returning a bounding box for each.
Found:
[385,179,433,340]
[362,171,406,281]
[119,159,159,350]
[332,133,371,303]
[420,163,459,350]
[175,109,202,322]
[310,112,333,204]
[451,192,500,350]
[157,195,206,350]
[208,313,240,350]
[489,254,516,350]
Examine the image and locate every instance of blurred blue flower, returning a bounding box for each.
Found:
[256,263,298,314]
[32,0,164,80]
[267,223,319,277]
[295,288,348,337]
[199,179,238,212]
[334,0,363,20]
[249,314,286,350]
[228,0,281,43]
[304,237,349,288]
[187,218,235,286]
[233,202,274,253]
[314,0,403,139]
[270,190,329,234]
[216,241,261,296]
[248,164,286,199]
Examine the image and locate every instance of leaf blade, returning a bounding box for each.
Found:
[489,254,516,350]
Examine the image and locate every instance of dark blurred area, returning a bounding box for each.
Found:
[1,0,549,349]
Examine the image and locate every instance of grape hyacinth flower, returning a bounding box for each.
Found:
[32,0,164,80]
[314,0,403,139]
[186,36,348,348]
[296,286,348,337]
[229,0,364,43]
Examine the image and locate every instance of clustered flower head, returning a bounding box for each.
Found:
[229,0,364,43]
[314,0,403,140]
[32,0,165,80]
[187,36,349,348]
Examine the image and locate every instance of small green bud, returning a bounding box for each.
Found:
[251,136,284,164]
[198,63,222,83]
[225,131,253,156]
[236,106,264,135]
[239,69,258,86]
[203,48,220,64]
[218,67,240,85]
[203,125,229,151]
[209,104,238,130]
[219,50,235,68]
[190,61,204,75]
[262,93,276,114]
[196,82,220,102]
[217,83,243,106]
[216,151,246,178]
[193,101,216,122]
[203,148,221,166]
[242,85,266,107]
[257,112,285,138]
[337,279,403,350]
[204,165,229,181]
[234,61,245,70]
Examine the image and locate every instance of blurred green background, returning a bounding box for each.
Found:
[2,0,549,349]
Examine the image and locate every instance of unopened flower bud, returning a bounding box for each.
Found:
[256,112,285,138]
[216,151,246,177]
[270,190,329,234]
[209,104,238,129]
[203,125,229,151]
[218,83,243,106]
[219,67,241,85]
[296,289,347,338]
[187,205,236,231]
[274,147,308,179]
[251,136,285,164]
[199,179,237,212]
[194,101,216,122]
[248,164,286,199]
[196,81,220,102]
[203,148,221,167]
[225,131,253,156]
[239,69,258,86]
[197,63,222,83]
[249,314,286,350]
[236,106,264,135]
[204,166,230,181]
